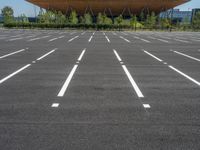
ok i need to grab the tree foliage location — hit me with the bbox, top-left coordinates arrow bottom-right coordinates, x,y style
1,6 -> 14,23
192,12 -> 200,29
69,10 -> 78,24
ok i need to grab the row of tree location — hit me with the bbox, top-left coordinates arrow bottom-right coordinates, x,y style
1,6 -> 200,30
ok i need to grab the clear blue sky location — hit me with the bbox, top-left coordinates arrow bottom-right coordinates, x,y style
0,0 -> 200,17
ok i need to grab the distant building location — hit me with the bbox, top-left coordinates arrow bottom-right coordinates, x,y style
0,14 -> 3,23
172,9 -> 192,22
160,9 -> 192,23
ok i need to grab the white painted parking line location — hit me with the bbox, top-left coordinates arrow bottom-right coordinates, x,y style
143,104 -> 151,108
140,38 -> 151,43
174,39 -> 189,43
28,35 -> 50,41
143,50 -> 163,62
0,49 -> 27,59
81,32 -> 86,35
49,38 -> 58,42
88,36 -> 93,42
157,39 -> 169,43
169,65 -> 200,86
77,48 -> 86,61
68,36 -> 79,42
36,48 -> 57,61
0,64 -> 31,84
8,37 -> 23,41
122,65 -> 144,98
173,51 -> 200,62
113,50 -> 144,98
57,49 -> 86,97
119,36 -> 130,43
51,103 -> 60,108
58,36 -> 65,39
57,64 -> 78,97
105,36 -> 110,43
113,49 -> 122,61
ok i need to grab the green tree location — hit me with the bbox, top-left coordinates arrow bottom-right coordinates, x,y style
69,10 -> 78,24
160,18 -> 170,29
140,11 -> 145,23
38,10 -> 55,24
84,13 -> 93,24
55,11 -> 67,24
145,12 -> 156,29
18,14 -> 29,23
97,13 -> 104,24
192,12 -> 200,30
130,15 -> 137,30
115,15 -> 123,25
1,6 -> 14,23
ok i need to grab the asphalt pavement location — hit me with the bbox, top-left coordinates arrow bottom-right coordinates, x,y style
0,29 -> 200,150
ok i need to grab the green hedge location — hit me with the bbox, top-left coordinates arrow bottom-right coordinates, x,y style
4,22 -> 135,30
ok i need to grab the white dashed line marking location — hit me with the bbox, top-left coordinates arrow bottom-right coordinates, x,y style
113,49 -> 122,61
157,39 -> 169,43
105,36 -> 110,43
173,51 -> 200,62
119,36 -> 130,43
0,49 -> 26,59
49,38 -> 58,42
0,64 -> 31,84
174,39 -> 189,43
8,37 -> 23,41
57,49 -> 86,97
143,104 -> 151,108
68,36 -> 79,42
51,103 -> 59,108
169,65 -> 200,86
57,64 -> 78,97
113,49 -> 144,98
77,48 -> 86,61
36,48 -> 57,61
143,50 -> 163,62
88,36 -> 93,42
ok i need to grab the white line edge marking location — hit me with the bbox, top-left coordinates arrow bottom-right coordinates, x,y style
143,104 -> 151,108
113,50 -> 144,98
0,64 -> 31,84
57,49 -> 86,97
88,36 -> 93,42
51,103 -> 60,108
78,49 -> 86,61
169,65 -> 200,86
36,48 -> 57,61
0,49 -> 26,59
122,65 -> 144,98
173,51 -> 200,62
68,36 -> 79,42
105,36 -> 110,43
143,50 -> 163,62
157,39 -> 169,43
175,39 -> 189,43
113,49 -> 122,61
141,39 -> 151,43
57,64 -> 78,97
49,38 -> 58,42
119,36 -> 130,43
